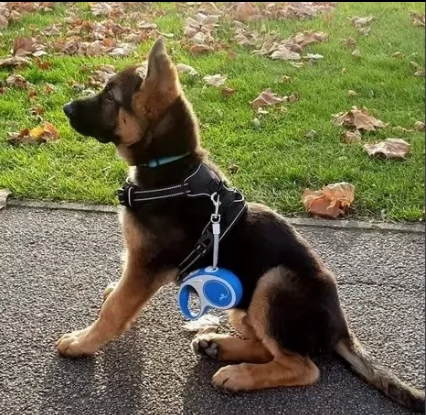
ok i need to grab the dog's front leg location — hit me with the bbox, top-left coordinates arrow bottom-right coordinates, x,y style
56,253 -> 174,357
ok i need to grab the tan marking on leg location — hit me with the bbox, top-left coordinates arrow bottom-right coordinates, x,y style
56,211 -> 174,357
227,309 -> 255,339
192,333 -> 272,363
212,267 -> 320,392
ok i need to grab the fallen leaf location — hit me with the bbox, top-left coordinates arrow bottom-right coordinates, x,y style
392,126 -> 414,134
221,86 -> 236,96
302,182 -> 355,219
34,57 -> 52,70
351,16 -> 374,27
6,74 -> 28,88
90,2 -> 113,17
280,75 -> 291,82
250,88 -> 285,109
358,27 -> 371,36
363,138 -> 411,159
304,53 -> 324,60
411,11 -> 425,27
203,74 -> 227,87
13,36 -> 36,56
88,64 -> 116,88
44,84 -> 55,94
391,51 -> 403,58
410,61 -> 425,77
414,121 -> 425,131
190,44 -> 215,54
332,107 -> 388,131
347,89 -> 357,97
0,189 -> 12,211
8,122 -> 60,145
227,163 -> 239,174
343,37 -> 356,47
176,63 -> 198,76
252,117 -> 261,130
270,47 -> 301,60
305,130 -> 317,139
351,49 -> 361,58
30,105 -> 44,116
0,56 -> 31,68
341,130 -> 361,144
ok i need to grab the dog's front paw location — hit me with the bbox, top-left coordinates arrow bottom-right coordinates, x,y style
191,334 -> 220,360
56,328 -> 95,357
212,364 -> 252,392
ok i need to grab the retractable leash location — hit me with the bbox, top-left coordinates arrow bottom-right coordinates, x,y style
177,193 -> 243,320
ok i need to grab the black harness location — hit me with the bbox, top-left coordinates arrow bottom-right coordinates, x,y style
117,163 -> 248,279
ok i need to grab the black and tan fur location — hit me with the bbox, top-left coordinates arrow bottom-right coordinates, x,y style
58,37 -> 425,412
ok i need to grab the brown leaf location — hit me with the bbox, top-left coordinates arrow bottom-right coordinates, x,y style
6,74 -> 28,88
302,182 -> 355,219
0,56 -> 31,68
34,57 -> 52,70
0,189 -> 12,211
87,64 -> 116,88
44,84 -> 55,94
190,44 -> 215,54
341,130 -> 361,144
227,163 -> 239,174
30,105 -> 44,116
411,11 -> 425,27
222,86 -> 236,96
363,138 -> 411,159
290,31 -> 328,48
250,88 -> 285,109
332,107 -> 388,131
90,2 -> 113,17
13,36 -> 36,56
203,74 -> 227,87
414,121 -> 425,131
270,47 -> 301,61
8,122 -> 60,146
343,37 -> 356,47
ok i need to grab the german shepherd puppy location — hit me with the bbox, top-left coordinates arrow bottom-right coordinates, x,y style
58,37 -> 425,413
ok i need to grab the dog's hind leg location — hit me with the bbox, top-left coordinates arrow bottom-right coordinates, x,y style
56,251 -> 174,357
211,267 -> 320,392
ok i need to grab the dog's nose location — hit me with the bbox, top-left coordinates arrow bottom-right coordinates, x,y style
63,102 -> 75,118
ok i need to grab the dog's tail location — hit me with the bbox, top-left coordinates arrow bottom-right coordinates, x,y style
335,330 -> 425,413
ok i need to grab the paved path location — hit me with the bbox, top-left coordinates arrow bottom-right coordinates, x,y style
0,207 -> 424,415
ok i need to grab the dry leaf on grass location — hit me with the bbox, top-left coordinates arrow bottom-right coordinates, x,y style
305,130 -> 317,139
250,88 -> 285,109
176,63 -> 198,76
222,86 -> 236,96
350,16 -> 374,27
363,138 -> 411,160
302,183 -> 355,219
411,61 -> 425,77
0,189 -> 12,211
304,53 -> 324,60
332,107 -> 388,131
203,74 -> 227,87
414,121 -> 425,131
411,11 -> 425,27
270,46 -> 301,60
87,64 -> 116,88
7,122 -> 60,146
343,37 -> 356,47
351,49 -> 361,58
0,56 -> 31,68
89,2 -> 113,17
341,130 -> 361,144
347,89 -> 357,97
6,74 -> 28,88
227,163 -> 239,174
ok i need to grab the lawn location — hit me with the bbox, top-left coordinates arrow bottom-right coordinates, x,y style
0,2 -> 424,221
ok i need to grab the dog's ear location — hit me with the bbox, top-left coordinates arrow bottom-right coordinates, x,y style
145,37 -> 177,88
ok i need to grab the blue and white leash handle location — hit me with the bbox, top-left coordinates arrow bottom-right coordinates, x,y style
177,193 -> 243,320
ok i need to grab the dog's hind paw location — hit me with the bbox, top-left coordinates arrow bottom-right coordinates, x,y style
191,334 -> 220,360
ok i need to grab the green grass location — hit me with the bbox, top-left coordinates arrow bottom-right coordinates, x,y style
0,2 -> 424,221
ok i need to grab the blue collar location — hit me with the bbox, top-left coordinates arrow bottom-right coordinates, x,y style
141,152 -> 191,168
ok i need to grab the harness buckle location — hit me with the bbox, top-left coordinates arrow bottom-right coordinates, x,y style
117,185 -> 134,208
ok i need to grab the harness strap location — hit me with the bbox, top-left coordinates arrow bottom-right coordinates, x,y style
116,162 -> 248,279
117,163 -> 223,208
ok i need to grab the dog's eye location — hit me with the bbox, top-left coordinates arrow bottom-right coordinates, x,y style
105,91 -> 114,103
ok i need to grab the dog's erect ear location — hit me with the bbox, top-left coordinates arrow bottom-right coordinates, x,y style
146,37 -> 174,85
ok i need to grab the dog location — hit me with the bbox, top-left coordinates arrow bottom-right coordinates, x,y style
58,37 -> 425,413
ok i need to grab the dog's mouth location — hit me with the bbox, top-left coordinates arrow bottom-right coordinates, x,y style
63,101 -> 117,144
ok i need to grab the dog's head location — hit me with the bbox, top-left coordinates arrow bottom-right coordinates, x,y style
63,37 -> 189,162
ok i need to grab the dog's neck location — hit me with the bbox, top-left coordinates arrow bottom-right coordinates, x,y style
122,96 -> 207,189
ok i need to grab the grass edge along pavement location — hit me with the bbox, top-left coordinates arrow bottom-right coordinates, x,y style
0,2 -> 424,222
